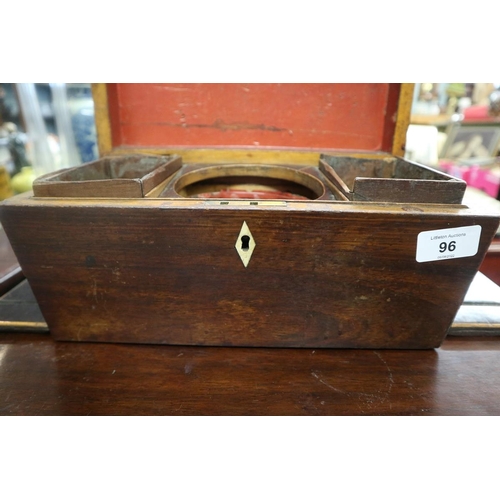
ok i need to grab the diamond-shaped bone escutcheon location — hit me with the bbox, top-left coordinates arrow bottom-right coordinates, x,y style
235,221 -> 256,267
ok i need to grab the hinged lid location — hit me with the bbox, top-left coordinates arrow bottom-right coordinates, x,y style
92,83 -> 414,164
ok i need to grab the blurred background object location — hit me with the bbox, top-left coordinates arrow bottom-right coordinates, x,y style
408,83 -> 500,229
15,83 -> 54,176
49,83 -> 81,168
445,83 -> 467,115
409,83 -> 500,166
11,166 -> 36,194
66,84 -> 98,163
0,83 -> 98,190
489,89 -> 500,118
0,166 -> 14,199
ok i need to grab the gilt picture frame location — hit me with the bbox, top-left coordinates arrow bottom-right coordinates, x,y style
440,123 -> 500,160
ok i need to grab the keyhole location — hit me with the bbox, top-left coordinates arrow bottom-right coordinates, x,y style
241,235 -> 250,251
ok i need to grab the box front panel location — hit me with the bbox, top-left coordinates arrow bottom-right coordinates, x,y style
2,201 -> 497,348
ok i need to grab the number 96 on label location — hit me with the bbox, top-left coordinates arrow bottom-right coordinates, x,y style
416,225 -> 482,263
439,240 -> 456,253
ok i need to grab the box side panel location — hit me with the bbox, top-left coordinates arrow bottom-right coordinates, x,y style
352,178 -> 465,204
1,203 -> 497,348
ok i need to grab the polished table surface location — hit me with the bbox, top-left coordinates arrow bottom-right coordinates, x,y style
1,332 -> 499,415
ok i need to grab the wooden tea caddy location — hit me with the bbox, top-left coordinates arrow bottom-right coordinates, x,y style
1,83 -> 498,348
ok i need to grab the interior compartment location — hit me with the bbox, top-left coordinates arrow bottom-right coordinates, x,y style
33,154 -> 182,198
169,164 -> 328,200
319,154 -> 467,204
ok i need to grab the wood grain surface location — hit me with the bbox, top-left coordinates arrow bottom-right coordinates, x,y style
1,332 -> 499,415
0,227 -> 23,296
91,83 -> 113,156
32,155 -> 182,198
319,155 -> 466,204
391,83 -> 415,156
2,196 -> 497,348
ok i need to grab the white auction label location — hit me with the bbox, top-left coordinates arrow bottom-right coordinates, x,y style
416,225 -> 482,263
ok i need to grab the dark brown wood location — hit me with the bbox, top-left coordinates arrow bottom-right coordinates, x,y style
3,271 -> 500,336
353,178 -> 466,204
1,193 -> 498,348
32,154 -> 182,198
1,332 -> 500,415
320,155 -> 466,204
318,160 -> 352,200
0,227 -> 23,296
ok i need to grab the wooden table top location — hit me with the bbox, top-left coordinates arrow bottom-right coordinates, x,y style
1,332 -> 499,415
